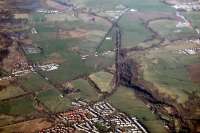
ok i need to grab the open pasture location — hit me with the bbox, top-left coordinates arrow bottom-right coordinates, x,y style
184,11 -> 200,29
27,11 -> 112,84
70,79 -> 100,102
37,89 -> 72,112
139,42 -> 200,103
108,86 -> 168,133
0,96 -> 36,116
73,0 -> 173,12
119,14 -> 153,48
148,19 -> 196,40
19,73 -> 55,92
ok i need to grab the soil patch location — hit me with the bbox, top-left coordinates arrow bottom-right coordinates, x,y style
188,63 -> 200,84
0,118 -> 52,133
58,29 -> 88,39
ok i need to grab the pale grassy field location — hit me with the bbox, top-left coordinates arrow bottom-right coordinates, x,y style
0,85 -> 25,100
70,79 -> 100,102
89,71 -> 114,93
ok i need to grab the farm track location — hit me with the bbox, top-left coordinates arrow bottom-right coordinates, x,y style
94,12 -> 124,52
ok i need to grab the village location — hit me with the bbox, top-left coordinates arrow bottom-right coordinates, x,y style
172,1 -> 200,11
177,47 -> 200,55
0,63 -> 60,80
39,101 -> 148,133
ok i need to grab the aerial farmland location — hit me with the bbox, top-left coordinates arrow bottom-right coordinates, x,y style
0,0 -> 200,133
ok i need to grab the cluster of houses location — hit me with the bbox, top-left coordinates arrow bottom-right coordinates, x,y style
80,50 -> 114,60
36,9 -> 60,14
0,76 -> 12,81
12,68 -> 32,77
106,37 -> 112,40
40,101 -> 148,133
38,63 -> 60,72
102,50 -> 114,56
12,63 -> 59,76
57,108 -> 88,124
177,47 -> 200,55
1,62 -> 60,80
189,39 -> 200,44
175,12 -> 192,28
81,55 -> 89,60
74,119 -> 99,133
11,59 -> 32,77
39,123 -> 75,133
91,101 -> 116,116
22,45 -> 41,54
111,114 -> 148,133
31,27 -> 38,34
172,2 -> 200,11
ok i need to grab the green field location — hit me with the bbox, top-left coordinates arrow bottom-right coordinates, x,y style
108,86 -> 167,133
141,45 -> 200,103
41,55 -> 93,84
0,69 -> 9,77
89,71 -> 114,93
30,12 -> 109,46
29,12 -> 46,23
27,37 -> 94,83
135,39 -> 162,49
27,37 -> 78,63
0,96 -> 36,116
70,79 -> 100,102
27,12 -> 112,84
19,73 -> 54,92
1,0 -> 197,132
97,37 -> 113,53
149,19 -> 196,40
119,14 -> 153,48
37,89 -> 71,112
73,0 -> 174,12
84,53 -> 115,70
184,11 -> 200,29
27,36 -> 113,84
